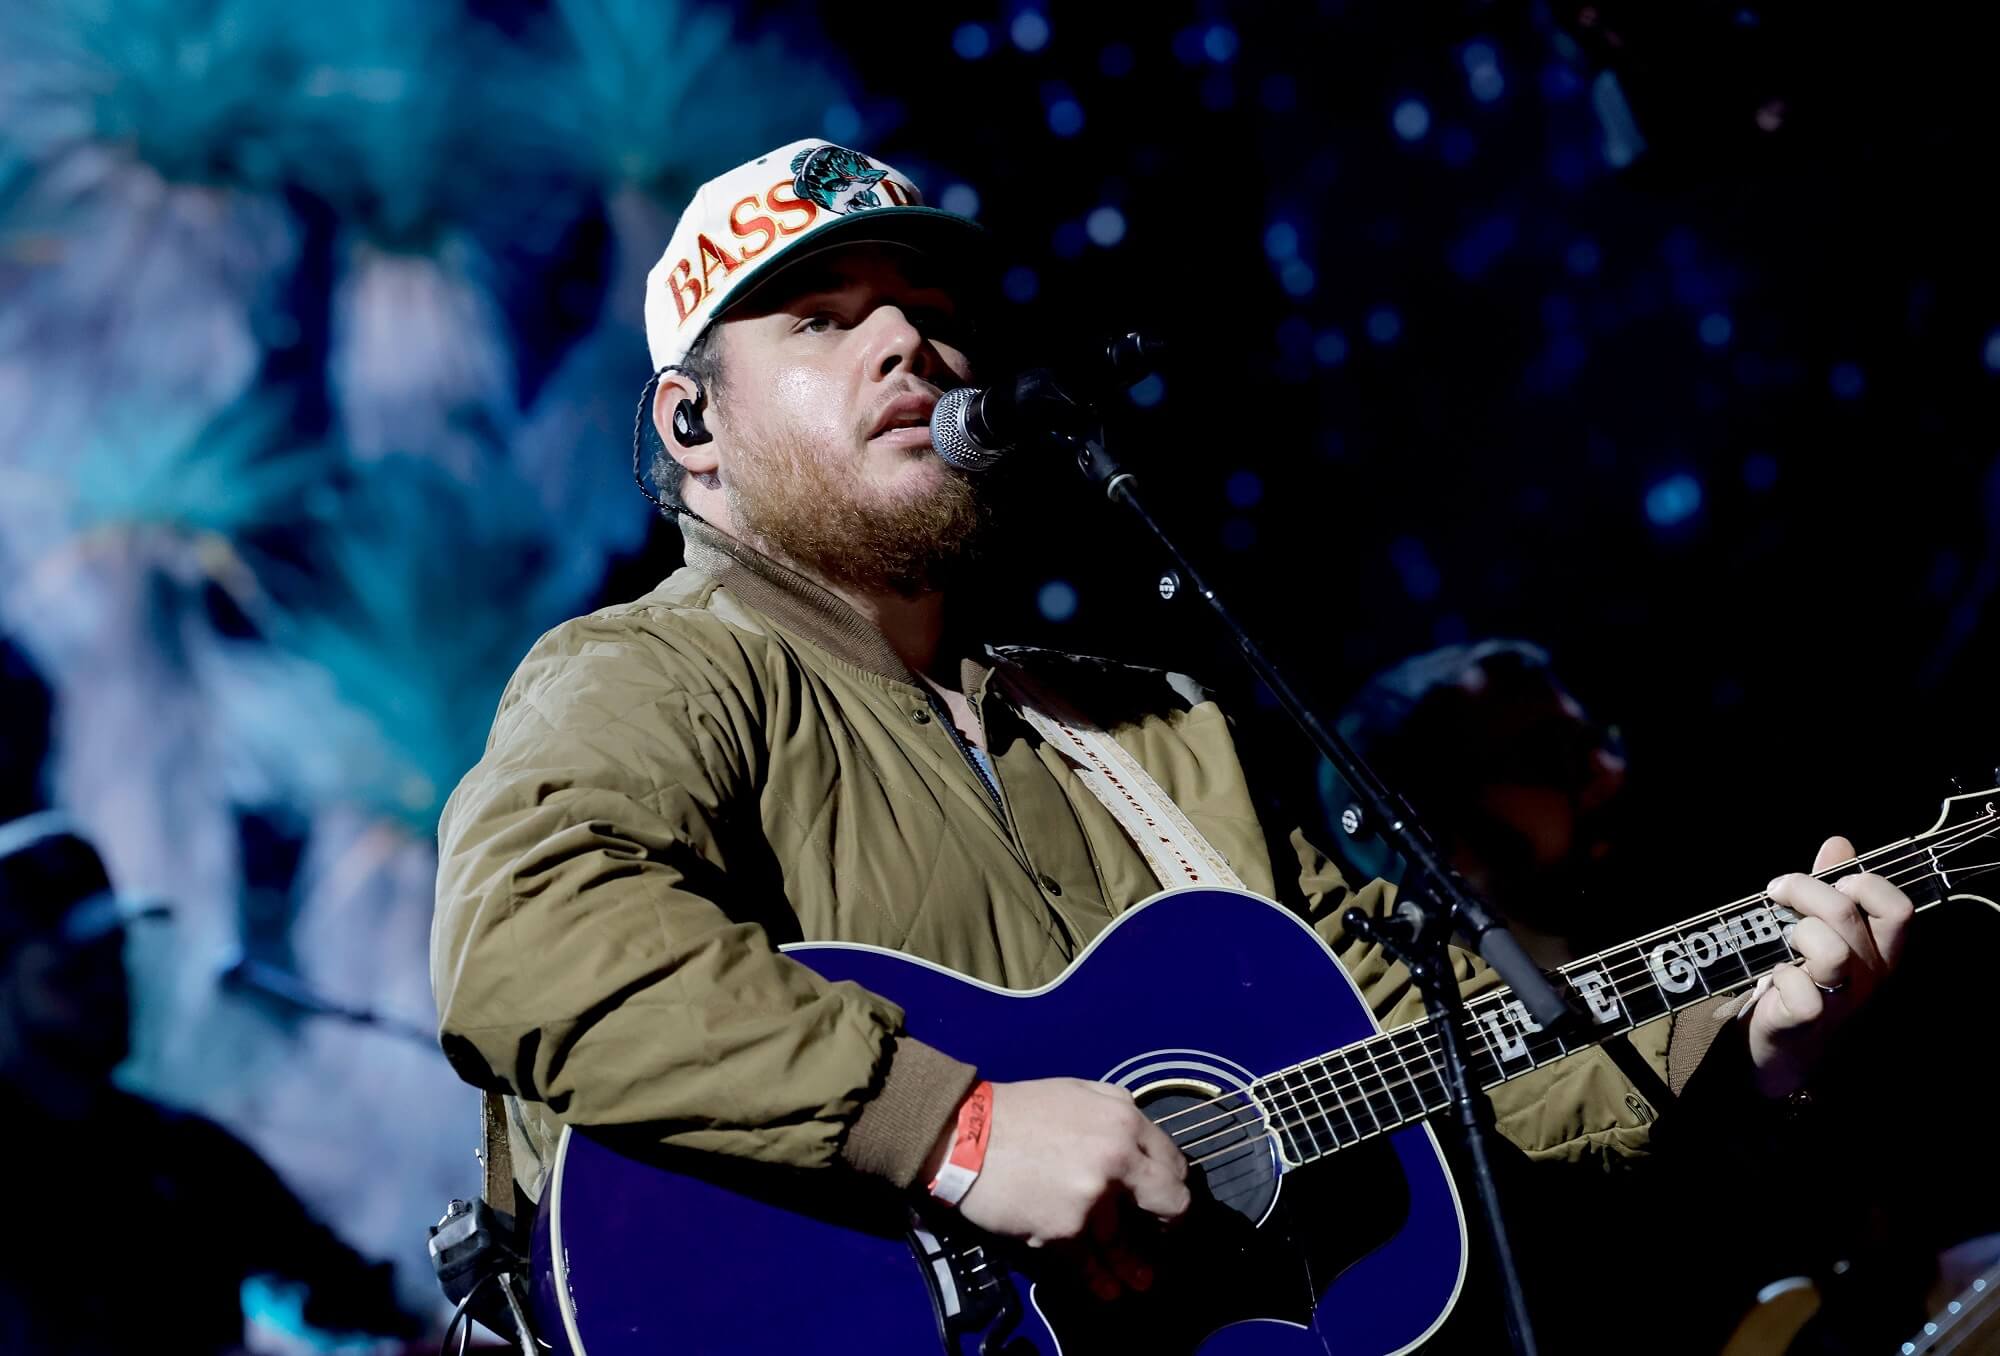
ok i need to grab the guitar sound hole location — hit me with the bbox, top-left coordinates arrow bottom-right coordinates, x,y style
1136,1081 -> 1280,1224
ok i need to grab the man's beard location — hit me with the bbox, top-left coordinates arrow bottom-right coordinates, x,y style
726,424 -> 986,598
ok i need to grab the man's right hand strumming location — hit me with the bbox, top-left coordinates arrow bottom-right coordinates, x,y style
922,1078 -> 1192,1298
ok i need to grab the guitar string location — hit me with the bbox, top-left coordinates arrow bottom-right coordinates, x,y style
1168,833 -> 1998,1168
1167,823 -> 2000,1164
1150,813 -> 2000,1162
1155,811 -> 2000,1149
1152,810 -> 2000,1145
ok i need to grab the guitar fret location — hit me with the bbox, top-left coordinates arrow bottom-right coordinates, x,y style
1334,1049 -> 1385,1137
1283,1066 -> 1340,1159
1459,1001 -> 1512,1085
1559,949 -> 1641,1035
1381,1025 -> 1435,1118
1603,941 -> 1673,1026
1278,1066 -> 1323,1158
1702,907 -> 1761,991
1732,902 -> 1801,995
1466,992 -> 1540,1081
1604,897 -> 1803,1021
1256,1073 -> 1309,1165
1519,1007 -> 1562,1063
1395,1025 -> 1449,1113
1313,1059 -> 1364,1146
1359,1035 -> 1419,1126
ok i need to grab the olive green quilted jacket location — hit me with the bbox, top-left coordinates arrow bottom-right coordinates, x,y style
432,520 -> 1683,1201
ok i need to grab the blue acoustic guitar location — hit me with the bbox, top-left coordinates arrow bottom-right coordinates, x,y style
527,788 -> 2000,1355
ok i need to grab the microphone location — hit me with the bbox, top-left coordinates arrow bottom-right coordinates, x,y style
930,332 -> 1166,471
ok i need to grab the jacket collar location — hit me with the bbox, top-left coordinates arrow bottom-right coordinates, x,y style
678,516 -> 925,686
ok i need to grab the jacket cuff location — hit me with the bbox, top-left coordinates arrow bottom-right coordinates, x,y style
840,1036 -> 980,1188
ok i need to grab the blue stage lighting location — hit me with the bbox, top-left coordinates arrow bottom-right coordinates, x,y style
1645,473 -> 1703,527
1226,470 -> 1264,509
1389,537 -> 1442,601
952,23 -> 991,60
1393,99 -> 1431,142
1463,42 -> 1504,103
1036,579 -> 1078,622
823,103 -> 862,143
940,184 -> 980,218
1085,206 -> 1126,246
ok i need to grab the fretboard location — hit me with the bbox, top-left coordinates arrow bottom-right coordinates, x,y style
1246,808 -> 1996,1171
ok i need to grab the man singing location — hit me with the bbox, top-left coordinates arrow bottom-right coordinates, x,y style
432,140 -> 1911,1348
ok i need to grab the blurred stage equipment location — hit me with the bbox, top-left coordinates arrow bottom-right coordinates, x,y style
219,952 -> 435,1047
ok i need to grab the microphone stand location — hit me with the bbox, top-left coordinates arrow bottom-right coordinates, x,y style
1061,425 -> 1571,1356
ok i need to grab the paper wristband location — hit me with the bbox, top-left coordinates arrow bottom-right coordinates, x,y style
928,1080 -> 995,1206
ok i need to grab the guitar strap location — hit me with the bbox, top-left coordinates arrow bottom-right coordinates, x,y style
482,1089 -> 514,1209
993,663 -> 1246,893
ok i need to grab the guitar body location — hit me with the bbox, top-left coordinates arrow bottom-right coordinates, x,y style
530,887 -> 1467,1355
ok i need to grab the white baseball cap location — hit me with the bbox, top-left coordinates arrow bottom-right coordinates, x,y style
644,139 -> 988,373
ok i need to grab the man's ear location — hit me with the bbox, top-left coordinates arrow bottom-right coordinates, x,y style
652,370 -> 721,480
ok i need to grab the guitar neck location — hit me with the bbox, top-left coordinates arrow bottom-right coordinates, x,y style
1251,803 -> 1999,1171
1907,1257 -> 2000,1355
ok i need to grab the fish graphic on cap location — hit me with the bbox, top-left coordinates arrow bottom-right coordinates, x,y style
789,145 -> 890,215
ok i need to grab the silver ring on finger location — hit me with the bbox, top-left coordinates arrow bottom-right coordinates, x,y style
1814,976 -> 1848,995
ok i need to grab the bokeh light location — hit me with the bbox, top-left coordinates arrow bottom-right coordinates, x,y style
1036,579 -> 1078,622
1393,98 -> 1432,142
1011,10 -> 1051,52
1646,473 -> 1704,527
940,183 -> 981,218
953,23 -> 991,60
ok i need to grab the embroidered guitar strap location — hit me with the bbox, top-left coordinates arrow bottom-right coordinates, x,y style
482,1089 -> 514,1207
995,664 -> 1246,894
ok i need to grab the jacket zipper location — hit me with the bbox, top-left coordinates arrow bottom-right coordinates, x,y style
925,690 -> 1007,821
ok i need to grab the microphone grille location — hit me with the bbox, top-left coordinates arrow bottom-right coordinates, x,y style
929,387 -> 1004,472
